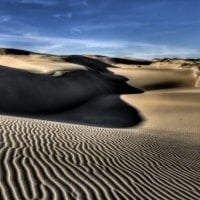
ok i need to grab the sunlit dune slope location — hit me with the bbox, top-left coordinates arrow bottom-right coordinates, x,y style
1,48 -> 200,200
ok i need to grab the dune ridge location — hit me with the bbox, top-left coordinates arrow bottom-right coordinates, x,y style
0,49 -> 143,127
1,48 -> 200,199
1,116 -> 200,200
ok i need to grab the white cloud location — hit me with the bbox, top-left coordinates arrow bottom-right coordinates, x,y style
119,43 -> 199,59
53,12 -> 73,19
0,15 -> 12,23
68,0 -> 88,7
70,28 -> 82,35
0,33 -> 199,58
0,33 -> 125,54
80,22 -> 144,31
11,0 -> 58,5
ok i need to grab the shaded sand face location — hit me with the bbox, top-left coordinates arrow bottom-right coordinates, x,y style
108,65 -> 200,132
0,49 -> 200,199
0,50 -> 143,128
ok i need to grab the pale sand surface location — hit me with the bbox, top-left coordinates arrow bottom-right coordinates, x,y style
1,116 -> 200,199
0,55 -> 86,74
108,67 -> 196,90
121,89 -> 200,133
0,49 -> 200,199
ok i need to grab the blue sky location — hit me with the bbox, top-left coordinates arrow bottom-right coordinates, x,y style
0,0 -> 200,58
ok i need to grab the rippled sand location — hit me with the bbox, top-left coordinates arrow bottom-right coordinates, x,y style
1,116 -> 200,199
1,48 -> 200,199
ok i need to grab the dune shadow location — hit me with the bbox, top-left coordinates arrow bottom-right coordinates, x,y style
0,48 -> 35,55
143,81 -> 183,90
32,95 -> 143,128
110,57 -> 152,65
0,54 -> 144,128
63,55 -> 114,72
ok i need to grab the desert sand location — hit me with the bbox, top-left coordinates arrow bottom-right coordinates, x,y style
0,48 -> 200,199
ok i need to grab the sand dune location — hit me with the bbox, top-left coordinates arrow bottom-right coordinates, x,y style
0,49 -> 142,127
0,65 -> 142,127
122,89 -> 200,132
1,48 -> 200,199
109,67 -> 196,90
1,116 -> 200,200
0,54 -> 86,74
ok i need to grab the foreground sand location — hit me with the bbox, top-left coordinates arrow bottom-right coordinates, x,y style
1,116 -> 200,199
0,48 -> 200,199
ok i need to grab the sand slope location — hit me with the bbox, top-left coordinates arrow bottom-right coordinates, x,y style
0,54 -> 86,74
122,89 -> 200,132
0,49 -> 143,127
1,116 -> 200,200
1,48 -> 200,199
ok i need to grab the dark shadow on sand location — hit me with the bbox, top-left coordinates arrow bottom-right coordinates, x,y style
143,81 -> 184,90
110,57 -> 152,65
0,54 -> 144,128
48,95 -> 143,128
63,55 -> 114,72
0,48 -> 35,55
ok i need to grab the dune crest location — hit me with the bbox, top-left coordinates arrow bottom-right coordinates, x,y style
0,48 -> 143,127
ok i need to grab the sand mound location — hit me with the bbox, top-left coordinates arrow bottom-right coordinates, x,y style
109,67 -> 196,91
0,54 -> 86,74
121,89 -> 200,132
0,50 -> 143,127
0,116 -> 200,199
0,48 -> 200,127
150,58 -> 200,70
1,48 -> 200,199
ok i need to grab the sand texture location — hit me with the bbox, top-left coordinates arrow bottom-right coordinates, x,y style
0,48 -> 200,199
1,116 -> 200,200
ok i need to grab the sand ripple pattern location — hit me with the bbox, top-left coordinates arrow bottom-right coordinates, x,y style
1,116 -> 200,200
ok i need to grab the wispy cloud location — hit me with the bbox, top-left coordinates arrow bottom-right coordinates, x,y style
0,33 -> 199,58
21,0 -> 58,5
2,0 -> 88,6
0,33 -> 125,54
68,0 -> 88,7
53,12 -> 73,20
128,44 -> 199,59
70,28 -> 82,35
80,22 -> 145,32
3,0 -> 58,6
0,15 -> 12,23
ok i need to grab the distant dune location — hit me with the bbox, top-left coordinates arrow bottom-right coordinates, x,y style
0,48 -> 200,199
